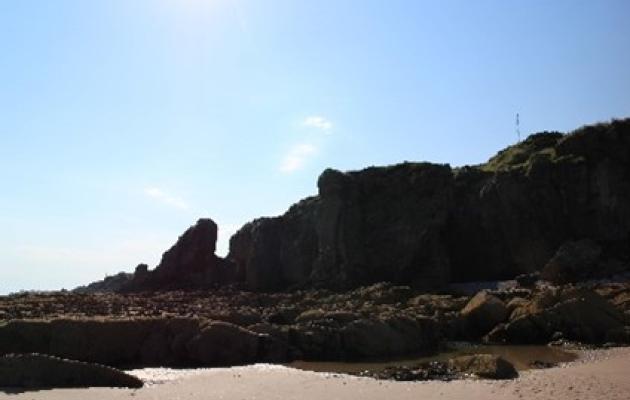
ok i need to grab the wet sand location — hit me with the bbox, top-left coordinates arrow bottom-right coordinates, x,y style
2,347 -> 629,400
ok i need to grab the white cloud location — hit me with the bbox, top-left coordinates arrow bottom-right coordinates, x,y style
280,143 -> 317,173
303,116 -> 333,132
144,187 -> 189,210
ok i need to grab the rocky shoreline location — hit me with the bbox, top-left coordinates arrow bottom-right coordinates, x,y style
2,118 -> 630,390
2,280 -> 629,374
76,119 -> 630,295
4,347 -> 629,399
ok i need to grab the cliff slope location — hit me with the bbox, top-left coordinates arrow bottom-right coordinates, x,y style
229,118 -> 630,290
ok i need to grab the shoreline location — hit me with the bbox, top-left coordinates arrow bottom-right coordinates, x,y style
2,346 -> 629,400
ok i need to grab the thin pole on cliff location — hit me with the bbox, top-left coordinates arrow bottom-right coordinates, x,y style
516,113 -> 521,143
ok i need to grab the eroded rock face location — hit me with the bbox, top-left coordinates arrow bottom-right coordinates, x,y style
0,353 -> 143,389
228,119 -> 630,291
122,219 -> 237,291
230,163 -> 454,290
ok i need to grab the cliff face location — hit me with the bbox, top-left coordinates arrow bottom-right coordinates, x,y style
229,119 -> 630,291
122,219 -> 236,292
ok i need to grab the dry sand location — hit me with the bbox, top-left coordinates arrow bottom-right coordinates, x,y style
2,347 -> 629,400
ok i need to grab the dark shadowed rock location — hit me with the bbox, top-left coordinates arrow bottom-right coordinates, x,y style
485,287 -> 626,344
448,354 -> 518,379
123,218 -> 237,291
73,272 -> 133,294
0,317 -> 290,367
605,326 -> 630,344
460,291 -> 508,337
515,272 -> 539,288
541,239 -> 602,284
0,353 -> 143,389
186,321 -> 262,366
360,361 -> 459,381
340,316 -> 438,359
230,163 -> 454,291
227,119 -> 630,291
229,198 -> 320,291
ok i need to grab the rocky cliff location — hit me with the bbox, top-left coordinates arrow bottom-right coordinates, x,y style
229,118 -> 630,291
84,118 -> 629,293
121,219 -> 236,292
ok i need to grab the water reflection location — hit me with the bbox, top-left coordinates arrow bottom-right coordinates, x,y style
286,344 -> 577,374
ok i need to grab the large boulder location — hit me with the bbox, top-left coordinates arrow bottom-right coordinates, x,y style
485,288 -> 626,344
340,316 -> 438,359
540,239 -> 602,284
448,354 -> 518,380
0,318 -> 188,366
286,311 -> 439,361
186,321 -> 262,366
0,353 -> 143,389
460,291 -> 509,337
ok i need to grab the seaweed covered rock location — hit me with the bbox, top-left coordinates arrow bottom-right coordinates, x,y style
448,354 -> 518,380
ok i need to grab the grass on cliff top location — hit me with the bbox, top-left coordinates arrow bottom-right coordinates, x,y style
481,131 -> 563,172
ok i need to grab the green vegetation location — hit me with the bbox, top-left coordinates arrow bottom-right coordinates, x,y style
481,132 -> 563,172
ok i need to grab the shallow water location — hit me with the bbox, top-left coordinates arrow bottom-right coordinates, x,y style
127,344 -> 577,385
287,344 -> 577,374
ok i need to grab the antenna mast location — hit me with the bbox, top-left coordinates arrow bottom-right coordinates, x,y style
516,113 -> 521,143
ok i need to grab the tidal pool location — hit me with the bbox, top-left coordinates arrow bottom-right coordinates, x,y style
286,344 -> 577,374
128,344 -> 578,385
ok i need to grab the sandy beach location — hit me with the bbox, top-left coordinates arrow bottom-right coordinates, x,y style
2,347 -> 628,400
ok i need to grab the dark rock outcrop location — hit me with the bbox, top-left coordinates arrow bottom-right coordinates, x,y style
459,291 -> 509,337
186,321 -> 264,365
540,239 -> 602,284
0,281 -> 448,365
448,354 -> 518,380
122,219 -> 237,291
0,353 -> 143,389
359,354 -> 518,381
73,272 -> 133,294
230,163 -> 454,291
0,317 -> 287,367
540,239 -> 626,284
485,287 -> 627,344
360,361 -> 460,381
228,119 -> 630,291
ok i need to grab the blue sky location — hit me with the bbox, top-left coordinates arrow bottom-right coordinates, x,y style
1,0 -> 629,294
